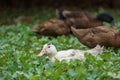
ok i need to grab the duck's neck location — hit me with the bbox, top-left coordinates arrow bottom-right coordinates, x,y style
48,49 -> 57,59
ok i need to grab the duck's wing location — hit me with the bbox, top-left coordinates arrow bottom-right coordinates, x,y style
56,50 -> 85,61
65,15 -> 102,28
90,26 -> 117,36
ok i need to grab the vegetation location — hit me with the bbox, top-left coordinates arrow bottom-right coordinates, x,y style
0,8 -> 120,80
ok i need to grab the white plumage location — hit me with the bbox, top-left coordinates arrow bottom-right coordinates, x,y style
38,44 -> 103,62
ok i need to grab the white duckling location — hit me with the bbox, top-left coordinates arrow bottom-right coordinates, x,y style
38,44 -> 103,62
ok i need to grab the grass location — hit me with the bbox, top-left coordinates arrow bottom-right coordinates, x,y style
0,8 -> 120,80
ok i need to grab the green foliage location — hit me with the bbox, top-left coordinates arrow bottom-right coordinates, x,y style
0,24 -> 120,80
0,9 -> 120,80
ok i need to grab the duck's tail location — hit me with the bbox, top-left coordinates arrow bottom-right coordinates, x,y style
92,44 -> 104,56
96,13 -> 116,28
94,44 -> 104,52
86,44 -> 104,56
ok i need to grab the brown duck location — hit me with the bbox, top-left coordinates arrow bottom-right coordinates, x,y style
71,26 -> 120,48
56,9 -> 116,28
32,18 -> 71,36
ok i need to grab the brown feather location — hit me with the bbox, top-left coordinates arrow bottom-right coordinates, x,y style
71,26 -> 120,48
32,18 -> 71,36
56,9 -> 103,28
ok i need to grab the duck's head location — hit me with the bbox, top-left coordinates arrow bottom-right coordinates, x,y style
96,13 -> 116,28
38,44 -> 57,57
56,9 -> 66,20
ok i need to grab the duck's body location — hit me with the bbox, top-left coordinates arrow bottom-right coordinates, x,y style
49,49 -> 85,61
32,18 -> 71,36
56,9 -> 115,28
38,44 -> 103,62
56,9 -> 102,28
71,26 -> 120,48
67,18 -> 102,29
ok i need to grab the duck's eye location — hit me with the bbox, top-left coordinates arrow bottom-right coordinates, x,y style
48,45 -> 51,48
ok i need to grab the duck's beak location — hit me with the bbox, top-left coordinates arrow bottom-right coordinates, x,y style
38,48 -> 46,57
38,52 -> 44,57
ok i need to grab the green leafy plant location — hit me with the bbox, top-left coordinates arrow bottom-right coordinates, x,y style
0,8 -> 120,80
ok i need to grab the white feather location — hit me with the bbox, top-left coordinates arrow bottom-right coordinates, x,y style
38,44 -> 103,62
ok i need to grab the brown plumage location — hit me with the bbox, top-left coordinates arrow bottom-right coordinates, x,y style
32,18 -> 71,36
56,9 -> 116,28
56,9 -> 103,28
32,10 -> 116,36
71,26 -> 120,48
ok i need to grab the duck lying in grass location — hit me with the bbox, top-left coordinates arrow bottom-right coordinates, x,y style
71,26 -> 120,48
38,44 -> 103,62
56,9 -> 116,28
32,18 -> 71,36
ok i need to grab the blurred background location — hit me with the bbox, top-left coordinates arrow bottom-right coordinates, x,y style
0,0 -> 120,25
0,0 -> 120,8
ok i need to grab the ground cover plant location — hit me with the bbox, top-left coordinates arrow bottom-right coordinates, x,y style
0,8 -> 120,80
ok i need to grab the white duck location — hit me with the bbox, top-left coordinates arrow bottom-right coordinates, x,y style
38,44 -> 103,62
